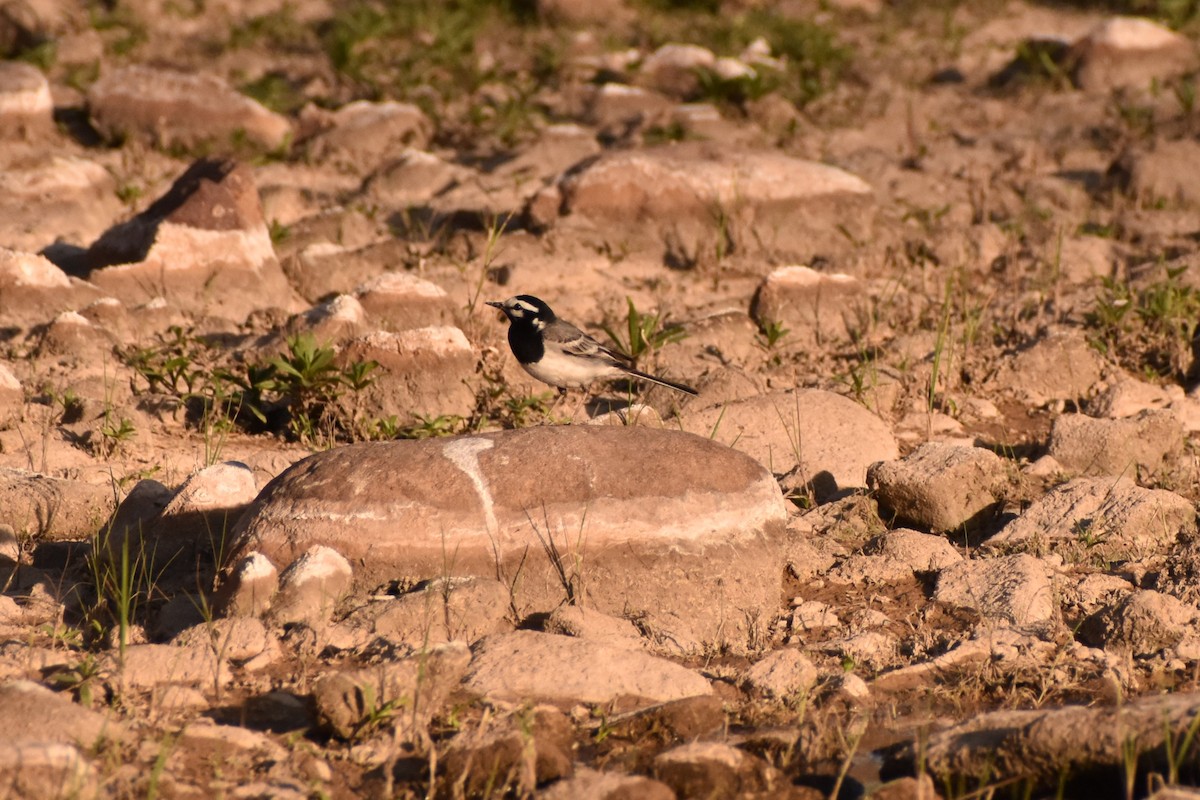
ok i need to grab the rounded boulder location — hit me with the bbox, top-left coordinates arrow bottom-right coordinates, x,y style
220,426 -> 788,650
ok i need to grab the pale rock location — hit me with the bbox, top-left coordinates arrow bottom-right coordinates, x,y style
360,148 -> 470,208
223,427 -> 787,649
0,468 -> 115,542
464,631 -> 712,706
935,554 -> 1059,632
1080,589 -> 1200,657
822,630 -> 899,671
987,477 -> 1195,560
0,158 -> 122,254
0,742 -> 97,799
288,294 -> 369,345
867,443 -> 1008,532
440,705 -> 574,796
1114,139 -> 1200,208
335,577 -> 510,649
335,326 -> 477,425
833,672 -> 871,702
87,65 -> 291,150
0,61 -> 51,137
829,529 -> 963,586
888,690 -> 1200,791
353,271 -> 457,332
269,545 -> 353,626
178,719 -> 287,764
682,389 -> 898,493
1069,16 -> 1197,92
653,741 -> 780,798
0,248 -> 106,331
1048,409 -> 1182,477
105,462 -> 258,581
85,158 -> 302,322
790,600 -> 841,631
536,0 -> 630,25
751,265 -> 865,346
306,100 -> 432,171
103,643 -> 231,689
0,363 -> 22,423
539,767 -> 675,800
544,605 -> 646,650
174,617 -> 273,665
313,641 -> 470,740
1090,376 -> 1174,418
987,332 -> 1106,407
0,679 -> 123,746
639,43 -> 716,97
582,82 -> 673,132
214,552 -> 279,618
557,144 -> 874,260
742,648 -> 818,700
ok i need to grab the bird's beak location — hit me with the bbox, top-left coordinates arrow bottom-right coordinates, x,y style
485,301 -> 503,309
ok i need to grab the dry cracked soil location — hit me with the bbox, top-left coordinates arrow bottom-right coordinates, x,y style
7,0 -> 1200,798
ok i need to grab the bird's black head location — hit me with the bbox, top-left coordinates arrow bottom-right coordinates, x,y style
486,295 -> 557,329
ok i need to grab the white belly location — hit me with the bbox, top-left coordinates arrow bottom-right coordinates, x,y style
521,348 -> 623,389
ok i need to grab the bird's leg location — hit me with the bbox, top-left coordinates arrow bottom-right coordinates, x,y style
546,386 -> 569,420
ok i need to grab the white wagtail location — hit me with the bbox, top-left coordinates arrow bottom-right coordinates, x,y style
487,295 -> 698,396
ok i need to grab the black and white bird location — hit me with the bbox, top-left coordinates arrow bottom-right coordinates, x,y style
487,295 -> 698,396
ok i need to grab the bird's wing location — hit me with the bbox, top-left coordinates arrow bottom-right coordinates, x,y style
544,321 -> 628,365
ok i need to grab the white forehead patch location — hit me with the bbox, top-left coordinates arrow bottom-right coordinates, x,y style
512,299 -> 540,314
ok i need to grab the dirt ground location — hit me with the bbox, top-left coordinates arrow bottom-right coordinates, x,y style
6,0 -> 1200,797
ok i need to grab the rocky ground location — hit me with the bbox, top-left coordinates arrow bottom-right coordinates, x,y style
6,0 -> 1200,797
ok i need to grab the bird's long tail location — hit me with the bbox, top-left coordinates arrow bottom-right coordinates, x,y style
624,367 -> 699,396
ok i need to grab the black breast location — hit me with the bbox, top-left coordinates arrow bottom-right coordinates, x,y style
508,324 -> 544,364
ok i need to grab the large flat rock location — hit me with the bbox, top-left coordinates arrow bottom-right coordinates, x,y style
222,426 -> 788,650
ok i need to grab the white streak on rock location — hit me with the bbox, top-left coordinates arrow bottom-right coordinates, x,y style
442,438 -> 497,536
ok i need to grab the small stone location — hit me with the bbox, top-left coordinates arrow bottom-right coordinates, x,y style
867,443 -> 1008,532
0,679 -> 124,746
336,577 -> 510,648
986,477 -> 1195,560
653,742 -> 780,798
305,100 -> 431,171
790,600 -> 841,631
742,648 -> 818,700
639,43 -> 716,97
544,605 -> 646,649
87,65 -> 291,150
1047,409 -> 1183,477
987,332 -> 1105,407
269,545 -> 353,626
440,705 -> 574,796
830,529 -> 963,586
935,554 -> 1058,632
464,631 -> 712,706
1080,590 -> 1200,657
1069,16 -> 1197,92
0,248 -> 106,332
0,61 -> 52,138
1090,376 -> 1175,419
0,742 -> 97,799
751,265 -> 865,346
215,552 -> 279,618
313,641 -> 470,741
538,768 -> 675,800
353,272 -> 457,332
103,643 -> 231,689
682,389 -> 898,493
85,158 -> 302,322
335,327 -> 477,425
